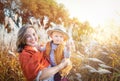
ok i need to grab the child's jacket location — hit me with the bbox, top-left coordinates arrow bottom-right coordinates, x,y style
45,41 -> 72,77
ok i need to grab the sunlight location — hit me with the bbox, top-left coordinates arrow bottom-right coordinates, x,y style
1,1 -> 120,81
56,0 -> 120,27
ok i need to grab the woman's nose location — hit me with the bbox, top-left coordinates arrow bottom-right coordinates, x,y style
31,36 -> 35,40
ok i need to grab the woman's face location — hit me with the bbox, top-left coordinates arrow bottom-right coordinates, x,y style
51,31 -> 64,44
25,28 -> 38,46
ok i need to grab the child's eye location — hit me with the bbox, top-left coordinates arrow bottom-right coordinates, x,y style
60,36 -> 63,38
55,35 -> 58,37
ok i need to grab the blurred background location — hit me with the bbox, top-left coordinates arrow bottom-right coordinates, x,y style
0,0 -> 120,81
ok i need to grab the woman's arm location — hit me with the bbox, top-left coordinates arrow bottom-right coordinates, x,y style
39,58 -> 70,80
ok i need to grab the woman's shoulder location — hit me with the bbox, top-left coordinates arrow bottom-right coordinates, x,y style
19,46 -> 43,61
20,46 -> 36,56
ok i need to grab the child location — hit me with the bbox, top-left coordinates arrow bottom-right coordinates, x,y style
45,26 -> 72,80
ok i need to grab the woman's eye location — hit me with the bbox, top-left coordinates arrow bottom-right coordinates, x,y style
25,35 -> 30,38
33,33 -> 35,36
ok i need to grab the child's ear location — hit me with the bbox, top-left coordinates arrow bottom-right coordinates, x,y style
50,35 -> 53,39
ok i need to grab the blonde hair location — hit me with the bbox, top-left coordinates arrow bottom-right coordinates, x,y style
16,24 -> 35,53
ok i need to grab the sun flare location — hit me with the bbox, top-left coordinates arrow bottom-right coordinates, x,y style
56,0 -> 120,27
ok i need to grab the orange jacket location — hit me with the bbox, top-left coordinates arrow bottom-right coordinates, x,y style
19,45 -> 50,81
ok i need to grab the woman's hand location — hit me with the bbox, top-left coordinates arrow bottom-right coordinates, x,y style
39,58 -> 72,80
58,58 -> 71,69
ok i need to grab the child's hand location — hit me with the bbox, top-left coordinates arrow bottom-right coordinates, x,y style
66,39 -> 75,52
34,43 -> 40,50
34,43 -> 46,51
64,40 -> 73,58
66,40 -> 72,52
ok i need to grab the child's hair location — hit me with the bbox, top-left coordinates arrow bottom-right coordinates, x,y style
16,24 -> 35,53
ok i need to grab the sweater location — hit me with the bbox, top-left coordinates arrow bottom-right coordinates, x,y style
19,45 -> 49,81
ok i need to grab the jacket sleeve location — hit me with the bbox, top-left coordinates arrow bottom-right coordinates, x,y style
19,51 -> 49,81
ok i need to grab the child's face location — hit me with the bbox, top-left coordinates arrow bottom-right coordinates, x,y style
51,31 -> 64,44
25,28 -> 38,46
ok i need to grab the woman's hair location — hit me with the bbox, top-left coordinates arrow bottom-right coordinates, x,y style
16,24 -> 35,53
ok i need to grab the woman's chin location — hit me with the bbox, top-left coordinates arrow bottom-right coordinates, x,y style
27,43 -> 36,47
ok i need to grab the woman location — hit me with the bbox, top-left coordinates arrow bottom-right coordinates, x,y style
16,24 -> 70,81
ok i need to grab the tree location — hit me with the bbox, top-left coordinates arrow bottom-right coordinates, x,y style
0,2 -> 4,24
20,0 -> 70,27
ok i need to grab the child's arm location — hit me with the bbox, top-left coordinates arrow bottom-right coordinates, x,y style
64,47 -> 71,58
64,40 -> 72,58
39,45 -> 46,51
35,43 -> 46,52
